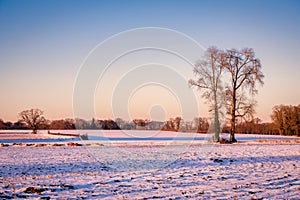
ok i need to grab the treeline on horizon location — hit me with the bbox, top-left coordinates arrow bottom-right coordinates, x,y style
0,104 -> 299,136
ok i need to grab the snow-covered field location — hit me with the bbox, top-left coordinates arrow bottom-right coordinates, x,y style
0,131 -> 299,199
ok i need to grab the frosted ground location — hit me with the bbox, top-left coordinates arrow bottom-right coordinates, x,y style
0,131 -> 299,199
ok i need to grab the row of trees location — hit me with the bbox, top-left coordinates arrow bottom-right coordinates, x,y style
189,47 -> 264,142
0,119 -> 28,130
1,106 -> 299,136
229,118 -> 279,135
0,115 -> 203,133
0,109 -> 182,133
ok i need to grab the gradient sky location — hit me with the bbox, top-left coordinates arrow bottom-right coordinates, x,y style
0,0 -> 300,122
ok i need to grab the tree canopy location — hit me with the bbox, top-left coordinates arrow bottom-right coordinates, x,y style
18,109 -> 46,134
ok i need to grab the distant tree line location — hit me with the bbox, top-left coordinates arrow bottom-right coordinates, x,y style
0,105 -> 299,137
0,119 -> 28,130
222,118 -> 279,135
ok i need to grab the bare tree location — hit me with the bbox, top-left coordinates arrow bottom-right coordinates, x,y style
0,119 -> 4,129
193,117 -> 209,133
162,117 -> 182,132
224,48 -> 264,142
133,119 -> 151,127
19,109 -> 46,134
271,104 -> 300,136
115,118 -> 125,129
189,47 -> 225,141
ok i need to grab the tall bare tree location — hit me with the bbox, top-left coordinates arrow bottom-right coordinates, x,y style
189,47 -> 225,141
224,48 -> 264,142
19,108 -> 46,134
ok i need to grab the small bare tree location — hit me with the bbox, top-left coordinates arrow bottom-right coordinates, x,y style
224,48 -> 264,142
19,109 -> 46,134
162,117 -> 181,132
189,47 -> 226,141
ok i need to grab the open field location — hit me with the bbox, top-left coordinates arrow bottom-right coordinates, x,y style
0,132 -> 299,199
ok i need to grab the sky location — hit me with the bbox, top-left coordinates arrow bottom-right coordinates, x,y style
0,0 -> 300,122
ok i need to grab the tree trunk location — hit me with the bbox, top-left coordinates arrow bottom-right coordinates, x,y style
212,59 -> 220,142
214,102 -> 220,142
32,126 -> 38,134
230,119 -> 236,142
230,89 -> 237,143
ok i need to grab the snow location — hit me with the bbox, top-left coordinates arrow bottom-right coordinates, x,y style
0,131 -> 80,144
0,131 -> 299,199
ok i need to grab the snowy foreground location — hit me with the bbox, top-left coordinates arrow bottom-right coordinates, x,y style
0,132 -> 300,199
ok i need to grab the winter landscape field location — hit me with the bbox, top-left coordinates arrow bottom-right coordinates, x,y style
2,0 -> 300,199
0,131 -> 299,199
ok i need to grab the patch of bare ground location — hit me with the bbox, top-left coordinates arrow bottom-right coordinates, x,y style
66,142 -> 83,146
251,139 -> 300,144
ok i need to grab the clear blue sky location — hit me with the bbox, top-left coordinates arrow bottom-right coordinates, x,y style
0,0 -> 300,122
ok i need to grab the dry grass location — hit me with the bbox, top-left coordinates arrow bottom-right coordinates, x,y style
254,139 -> 300,144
